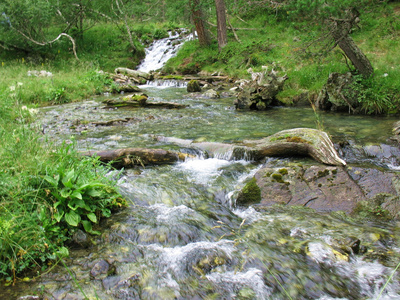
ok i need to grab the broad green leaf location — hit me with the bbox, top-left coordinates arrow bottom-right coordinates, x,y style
82,220 -> 92,232
56,246 -> 69,258
71,190 -> 83,200
68,199 -> 86,211
44,175 -> 59,187
54,210 -> 64,223
65,210 -> 81,227
62,169 -> 75,188
87,212 -> 97,223
82,220 -> 101,235
60,187 -> 71,198
102,208 -> 111,218
86,188 -> 102,198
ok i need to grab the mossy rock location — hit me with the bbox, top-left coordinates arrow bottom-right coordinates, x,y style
236,177 -> 261,206
187,80 -> 201,92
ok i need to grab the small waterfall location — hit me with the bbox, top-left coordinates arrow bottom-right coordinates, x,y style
141,79 -> 188,88
137,30 -> 193,73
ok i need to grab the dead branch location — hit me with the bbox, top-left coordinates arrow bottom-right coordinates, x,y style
10,25 -> 79,60
227,15 -> 241,43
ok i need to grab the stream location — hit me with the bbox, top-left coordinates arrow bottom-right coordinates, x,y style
6,30 -> 400,299
7,84 -> 400,300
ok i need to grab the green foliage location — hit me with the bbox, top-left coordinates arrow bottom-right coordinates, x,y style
43,149 -> 126,235
350,74 -> 399,114
0,93 -> 127,280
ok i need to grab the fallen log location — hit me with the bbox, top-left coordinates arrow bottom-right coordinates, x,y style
157,128 -> 346,166
84,128 -> 346,168
103,96 -> 187,109
84,148 -> 192,168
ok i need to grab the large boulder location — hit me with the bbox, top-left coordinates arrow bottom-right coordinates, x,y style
237,159 -> 400,217
234,67 -> 288,110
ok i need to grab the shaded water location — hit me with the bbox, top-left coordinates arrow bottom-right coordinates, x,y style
13,86 -> 400,299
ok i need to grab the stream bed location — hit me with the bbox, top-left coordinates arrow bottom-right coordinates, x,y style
9,85 -> 400,299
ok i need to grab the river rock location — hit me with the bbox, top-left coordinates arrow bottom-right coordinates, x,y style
70,229 -> 92,248
90,259 -> 111,279
104,94 -> 148,107
187,79 -> 201,92
203,89 -> 220,99
237,159 -> 400,216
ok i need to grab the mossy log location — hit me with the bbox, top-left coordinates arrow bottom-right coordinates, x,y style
84,148 -> 192,168
103,95 -> 187,109
114,67 -> 151,81
157,128 -> 346,166
85,128 -> 346,167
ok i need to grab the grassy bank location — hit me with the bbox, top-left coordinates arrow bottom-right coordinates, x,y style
0,62 -> 128,283
164,2 -> 400,113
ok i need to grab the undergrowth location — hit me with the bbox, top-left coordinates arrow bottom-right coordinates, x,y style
0,91 -> 127,282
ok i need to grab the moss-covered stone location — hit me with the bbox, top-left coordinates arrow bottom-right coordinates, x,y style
271,173 -> 284,183
236,177 -> 261,206
187,80 -> 201,92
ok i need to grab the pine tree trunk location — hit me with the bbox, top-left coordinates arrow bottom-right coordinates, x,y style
215,0 -> 227,50
190,0 -> 211,47
331,20 -> 374,78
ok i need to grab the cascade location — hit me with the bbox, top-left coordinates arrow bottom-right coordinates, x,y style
137,30 -> 193,73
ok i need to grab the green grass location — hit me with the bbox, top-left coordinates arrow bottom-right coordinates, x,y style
0,62 -> 127,282
164,2 -> 400,112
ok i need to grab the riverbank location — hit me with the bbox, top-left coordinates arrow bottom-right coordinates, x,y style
0,63 -> 128,284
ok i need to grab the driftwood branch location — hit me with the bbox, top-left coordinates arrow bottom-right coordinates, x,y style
84,128 -> 346,168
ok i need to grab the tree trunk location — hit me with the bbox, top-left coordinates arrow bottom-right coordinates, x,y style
330,12 -> 374,78
215,0 -> 227,50
190,0 -> 211,47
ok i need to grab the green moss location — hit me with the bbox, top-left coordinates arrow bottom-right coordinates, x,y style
278,168 -> 288,175
285,136 -> 310,144
236,178 -> 261,206
317,169 -> 330,178
159,75 -> 184,80
271,173 -> 284,183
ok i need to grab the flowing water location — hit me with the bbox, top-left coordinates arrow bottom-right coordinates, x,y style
7,30 -> 400,298
137,30 -> 193,73
9,84 -> 400,300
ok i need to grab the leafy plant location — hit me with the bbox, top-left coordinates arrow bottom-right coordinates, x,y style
43,155 -> 126,235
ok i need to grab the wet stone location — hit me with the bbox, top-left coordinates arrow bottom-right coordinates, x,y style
90,259 -> 110,279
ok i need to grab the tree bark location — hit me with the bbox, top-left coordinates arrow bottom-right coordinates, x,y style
190,0 -> 211,47
215,0 -> 228,50
329,11 -> 374,78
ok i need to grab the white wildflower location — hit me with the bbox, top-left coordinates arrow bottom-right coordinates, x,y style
28,108 -> 38,115
9,85 -> 15,91
17,82 -> 23,86
21,105 -> 28,110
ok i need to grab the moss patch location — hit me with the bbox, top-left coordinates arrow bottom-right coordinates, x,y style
236,177 -> 261,206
